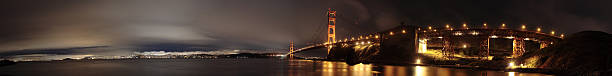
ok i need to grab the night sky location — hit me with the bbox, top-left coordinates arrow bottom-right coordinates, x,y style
0,0 -> 610,56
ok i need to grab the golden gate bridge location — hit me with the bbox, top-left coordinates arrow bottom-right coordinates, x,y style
287,8 -> 563,62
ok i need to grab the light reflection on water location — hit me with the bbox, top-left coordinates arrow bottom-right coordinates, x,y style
0,59 -> 552,76
288,59 -> 552,76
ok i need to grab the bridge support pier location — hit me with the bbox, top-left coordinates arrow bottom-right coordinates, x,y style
376,26 -> 418,63
512,39 -> 526,58
480,38 -> 490,59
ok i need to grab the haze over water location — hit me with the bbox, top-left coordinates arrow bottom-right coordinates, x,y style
0,58 -> 551,76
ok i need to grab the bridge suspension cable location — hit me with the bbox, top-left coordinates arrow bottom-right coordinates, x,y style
306,8 -> 330,45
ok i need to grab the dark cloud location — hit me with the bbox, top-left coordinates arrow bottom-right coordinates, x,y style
356,0 -> 612,33
0,46 -> 110,56
0,0 -> 609,56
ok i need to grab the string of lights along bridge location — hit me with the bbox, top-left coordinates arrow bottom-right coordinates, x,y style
288,8 -> 563,60
289,23 -> 563,53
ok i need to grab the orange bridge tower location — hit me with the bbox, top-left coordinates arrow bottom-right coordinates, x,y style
288,41 -> 295,58
327,8 -> 337,44
289,41 -> 294,53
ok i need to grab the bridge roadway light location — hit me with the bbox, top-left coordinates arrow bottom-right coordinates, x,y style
551,30 -> 555,35
560,34 -> 565,38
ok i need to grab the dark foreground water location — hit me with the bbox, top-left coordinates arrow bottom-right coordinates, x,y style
0,58 -> 551,76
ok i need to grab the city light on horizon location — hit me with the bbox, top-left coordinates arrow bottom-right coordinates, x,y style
521,25 -> 527,30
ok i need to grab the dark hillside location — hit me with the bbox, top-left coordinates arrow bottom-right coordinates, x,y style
520,31 -> 612,75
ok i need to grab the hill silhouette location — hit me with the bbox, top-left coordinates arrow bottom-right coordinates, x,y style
520,31 -> 612,75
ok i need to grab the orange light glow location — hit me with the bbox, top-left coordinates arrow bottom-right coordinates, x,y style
470,31 -> 479,35
453,32 -> 463,35
560,34 -> 565,38
445,24 -> 450,28
550,30 -> 555,35
490,35 -> 498,38
483,23 -> 487,28
418,39 -> 427,53
508,61 -> 516,69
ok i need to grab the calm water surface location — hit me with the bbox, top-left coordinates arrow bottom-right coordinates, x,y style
0,58 -> 551,76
